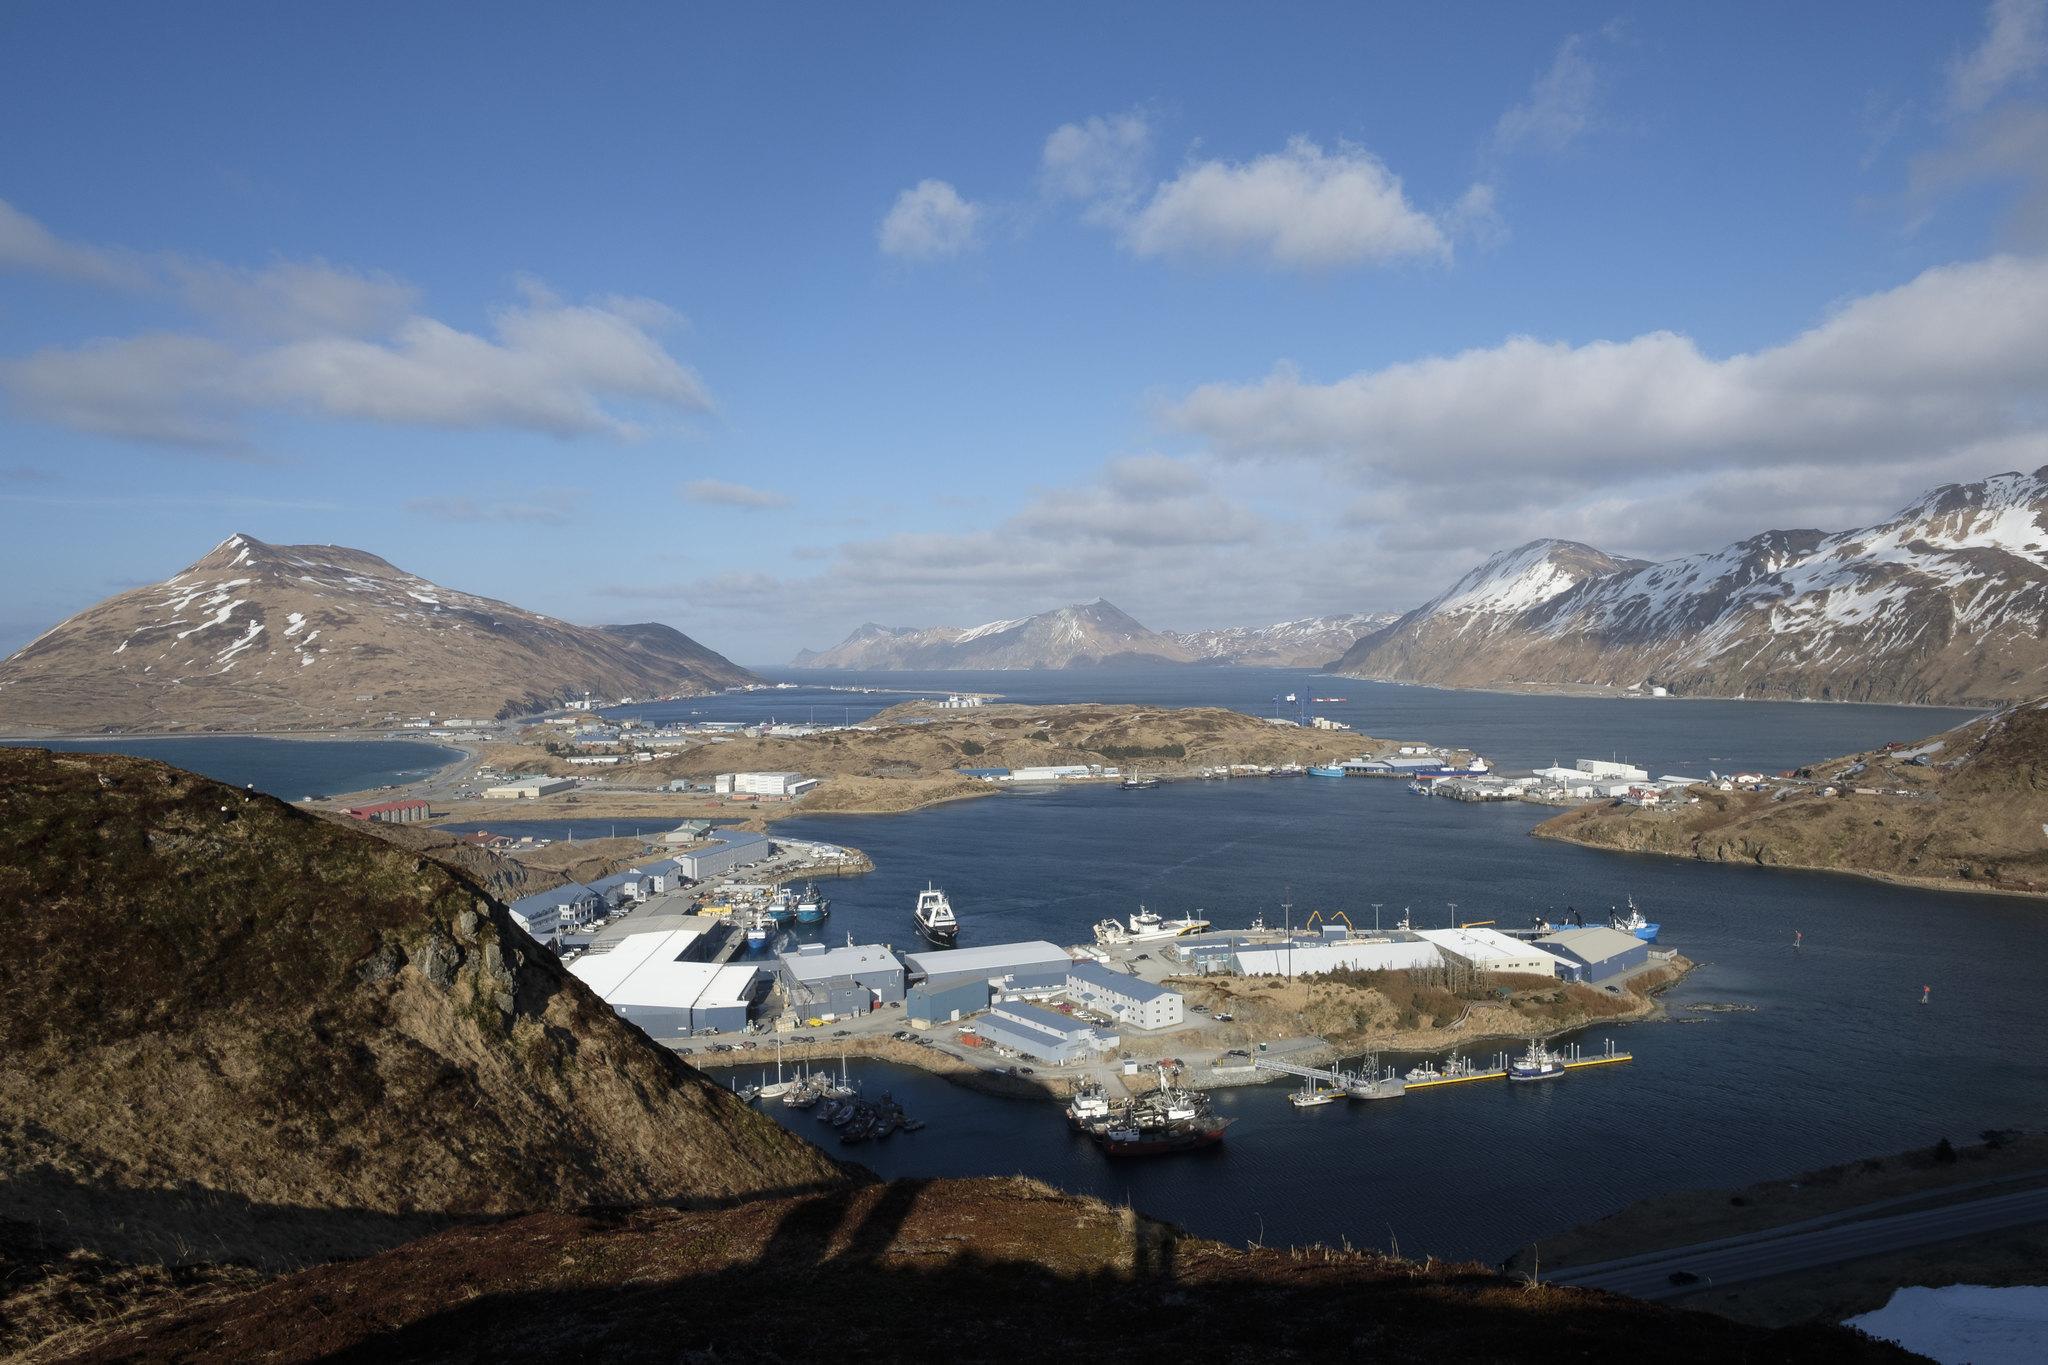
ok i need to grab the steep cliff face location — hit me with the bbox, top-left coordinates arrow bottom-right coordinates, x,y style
0,748 -> 844,1271
1337,468 -> 2048,705
0,535 -> 755,732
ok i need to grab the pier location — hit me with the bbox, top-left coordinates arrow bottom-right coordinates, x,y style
1254,1039 -> 1631,1102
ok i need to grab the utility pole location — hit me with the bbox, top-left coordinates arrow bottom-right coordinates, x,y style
1371,902 -> 1383,933
1447,901 -> 1458,929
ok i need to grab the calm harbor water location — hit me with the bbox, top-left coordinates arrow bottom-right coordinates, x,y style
25,678 -> 2030,1264
0,736 -> 461,799
741,775 -> 2047,1263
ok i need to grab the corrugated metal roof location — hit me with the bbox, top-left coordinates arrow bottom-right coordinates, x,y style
904,939 -> 1070,979
1537,926 -> 1646,963
778,942 -> 903,982
1067,959 -> 1176,1003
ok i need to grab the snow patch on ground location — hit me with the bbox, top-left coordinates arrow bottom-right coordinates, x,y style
1846,1284 -> 2048,1364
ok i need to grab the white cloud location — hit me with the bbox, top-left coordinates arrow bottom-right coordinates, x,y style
680,479 -> 794,510
1169,254 -> 2048,483
1125,137 -> 1449,269
0,199 -> 145,288
171,257 -> 419,338
1490,34 -> 1600,157
4,284 -> 710,449
1041,110 -> 1153,220
1948,0 -> 2048,113
877,179 -> 983,259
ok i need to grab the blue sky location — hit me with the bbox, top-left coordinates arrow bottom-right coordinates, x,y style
3,1 -> 2046,663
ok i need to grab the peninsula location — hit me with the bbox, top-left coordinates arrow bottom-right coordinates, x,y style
1534,696 -> 2046,898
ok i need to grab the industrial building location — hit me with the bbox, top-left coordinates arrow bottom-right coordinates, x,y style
507,881 -> 600,941
340,798 -> 430,824
568,925 -> 763,1038
713,771 -> 819,798
905,973 -> 993,1026
974,1000 -> 1118,1064
903,939 -> 1072,993
672,831 -> 771,880
1538,926 -> 1652,983
655,820 -> 715,845
777,940 -> 905,1018
1232,938 -> 1443,978
483,774 -> 577,799
1065,960 -> 1184,1029
1007,764 -> 1094,783
1414,927 -> 1571,978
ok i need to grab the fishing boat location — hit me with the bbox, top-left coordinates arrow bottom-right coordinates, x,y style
1609,898 -> 1660,942
914,883 -> 960,947
743,908 -> 775,953
1092,906 -> 1212,946
1307,765 -> 1347,778
764,888 -> 797,926
794,883 -> 829,925
1288,1081 -> 1343,1108
1404,1060 -> 1442,1083
1065,1081 -> 1112,1130
1313,696 -> 1346,703
1509,1039 -> 1566,1083
1095,1116 -> 1231,1155
1119,775 -> 1162,790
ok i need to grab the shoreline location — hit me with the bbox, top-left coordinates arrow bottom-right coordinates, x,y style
1325,674 -> 2002,713
1532,824 -> 2048,902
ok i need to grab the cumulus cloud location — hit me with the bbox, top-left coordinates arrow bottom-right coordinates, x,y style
1169,254 -> 2048,483
1124,137 -> 1450,269
0,199 -> 712,450
1948,0 -> 2047,113
1041,110 -> 1153,220
680,479 -> 794,510
877,179 -> 983,259
0,199 -> 146,287
1490,33 -> 1601,157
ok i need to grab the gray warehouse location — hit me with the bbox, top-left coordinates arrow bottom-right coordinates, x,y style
778,940 -> 905,1019
674,831 -> 772,880
974,1000 -> 1118,1065
906,973 -> 993,1026
904,939 -> 1072,994
1538,926 -> 1651,983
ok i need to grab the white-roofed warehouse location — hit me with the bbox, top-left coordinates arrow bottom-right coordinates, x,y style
1232,939 -> 1442,979
1415,927 -> 1570,978
568,927 -> 765,1038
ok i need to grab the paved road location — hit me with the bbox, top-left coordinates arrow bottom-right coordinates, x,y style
1551,1183 -> 2048,1301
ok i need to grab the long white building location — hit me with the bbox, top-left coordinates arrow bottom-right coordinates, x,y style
1414,927 -> 1569,977
1232,939 -> 1442,978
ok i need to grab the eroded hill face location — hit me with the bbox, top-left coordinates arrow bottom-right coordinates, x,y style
0,749 -> 844,1270
0,534 -> 755,732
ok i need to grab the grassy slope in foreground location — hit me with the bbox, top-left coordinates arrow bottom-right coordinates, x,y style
49,1178 -> 1907,1365
1533,697 -> 2048,898
0,748 -> 845,1274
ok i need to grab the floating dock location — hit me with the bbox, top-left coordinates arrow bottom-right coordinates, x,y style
1255,1039 -> 1630,1102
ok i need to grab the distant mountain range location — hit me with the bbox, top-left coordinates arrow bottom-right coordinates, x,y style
1335,467 -> 2048,707
793,602 -> 1394,671
0,535 -> 755,732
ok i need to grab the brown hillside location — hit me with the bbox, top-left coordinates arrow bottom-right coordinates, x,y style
0,749 -> 846,1273
33,1179 -> 1907,1365
1536,698 -> 2048,896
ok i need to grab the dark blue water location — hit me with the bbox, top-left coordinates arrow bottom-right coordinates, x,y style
616,667 -> 1982,776
0,736 -> 461,800
731,776 -> 2048,1264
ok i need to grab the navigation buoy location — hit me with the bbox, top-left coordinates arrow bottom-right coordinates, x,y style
1921,985 -> 1931,1006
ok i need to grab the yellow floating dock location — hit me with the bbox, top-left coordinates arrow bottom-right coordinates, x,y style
1562,1051 -> 1632,1070
1403,1067 -> 1508,1089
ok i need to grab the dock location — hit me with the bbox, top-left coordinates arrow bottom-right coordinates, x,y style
1254,1039 -> 1631,1102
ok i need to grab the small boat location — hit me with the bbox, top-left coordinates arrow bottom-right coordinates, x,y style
1095,1118 -> 1231,1156
1404,1060 -> 1442,1083
1120,776 -> 1162,790
743,909 -> 774,953
1609,897 -> 1660,942
902,1118 -> 926,1132
794,883 -> 829,925
1289,1083 -> 1342,1108
1313,696 -> 1346,703
1509,1039 -> 1566,1083
914,883 -> 960,947
1065,1082 -> 1112,1130
1307,765 -> 1347,778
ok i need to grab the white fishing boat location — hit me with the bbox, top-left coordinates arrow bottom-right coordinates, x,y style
1092,905 -> 1212,946
914,883 -> 959,947
1509,1038 -> 1566,1083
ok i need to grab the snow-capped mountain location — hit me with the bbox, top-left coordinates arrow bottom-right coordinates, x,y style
1335,467 -> 2048,706
0,535 -> 755,732
794,599 -> 1198,670
1168,613 -> 1399,667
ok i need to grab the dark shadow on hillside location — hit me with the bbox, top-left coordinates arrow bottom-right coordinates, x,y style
60,1186 -> 1914,1365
